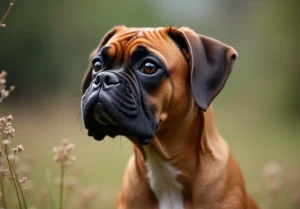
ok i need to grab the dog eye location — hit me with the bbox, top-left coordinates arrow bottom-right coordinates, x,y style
92,56 -> 102,72
140,62 -> 160,75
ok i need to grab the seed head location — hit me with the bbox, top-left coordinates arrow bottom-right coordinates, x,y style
19,177 -> 28,184
13,144 -> 24,154
0,71 -> 7,78
53,138 -> 76,167
0,71 -> 15,102
0,115 -> 15,138
6,115 -> 13,121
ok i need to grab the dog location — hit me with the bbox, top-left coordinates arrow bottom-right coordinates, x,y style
81,26 -> 258,209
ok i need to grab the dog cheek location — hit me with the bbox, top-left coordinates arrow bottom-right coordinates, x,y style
147,80 -> 172,122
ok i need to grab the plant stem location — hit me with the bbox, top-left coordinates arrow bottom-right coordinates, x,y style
14,170 -> 28,209
0,0 -> 16,27
4,145 -> 22,209
0,178 -> 7,209
59,164 -> 64,209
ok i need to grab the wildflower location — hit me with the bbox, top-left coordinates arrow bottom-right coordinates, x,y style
0,71 -> 7,78
0,71 -> 15,103
6,115 -> 13,121
0,115 -> 15,138
13,144 -> 24,154
53,139 -> 76,209
53,139 -> 75,167
19,177 -> 27,184
1,89 -> 9,98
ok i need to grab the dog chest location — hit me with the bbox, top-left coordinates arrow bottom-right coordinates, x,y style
144,147 -> 184,209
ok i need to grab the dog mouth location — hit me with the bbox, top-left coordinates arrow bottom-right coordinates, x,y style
81,73 -> 158,145
92,102 -> 117,125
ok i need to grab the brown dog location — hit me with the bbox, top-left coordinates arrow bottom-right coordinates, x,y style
81,26 -> 258,209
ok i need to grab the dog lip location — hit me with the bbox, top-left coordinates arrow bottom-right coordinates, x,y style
92,102 -> 118,125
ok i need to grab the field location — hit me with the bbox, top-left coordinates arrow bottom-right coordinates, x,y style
1,97 -> 299,209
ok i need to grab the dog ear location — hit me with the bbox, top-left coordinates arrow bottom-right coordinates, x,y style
168,27 -> 238,111
81,25 -> 127,94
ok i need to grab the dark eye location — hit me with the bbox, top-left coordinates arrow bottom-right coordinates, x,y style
92,56 -> 102,72
140,62 -> 160,75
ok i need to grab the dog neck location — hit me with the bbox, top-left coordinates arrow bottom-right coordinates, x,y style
132,104 -> 229,206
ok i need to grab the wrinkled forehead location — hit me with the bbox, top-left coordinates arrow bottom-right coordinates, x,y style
99,27 -> 179,64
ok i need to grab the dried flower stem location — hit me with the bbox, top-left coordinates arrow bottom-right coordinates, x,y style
0,177 -> 7,209
0,0 -> 16,28
53,139 -> 75,209
59,165 -> 65,209
4,145 -> 22,209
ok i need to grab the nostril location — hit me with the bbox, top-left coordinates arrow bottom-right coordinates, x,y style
104,76 -> 110,85
103,74 -> 120,86
92,74 -> 101,89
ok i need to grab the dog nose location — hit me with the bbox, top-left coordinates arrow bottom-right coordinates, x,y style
93,72 -> 120,90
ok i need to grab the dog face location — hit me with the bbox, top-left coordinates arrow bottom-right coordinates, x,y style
81,26 -> 237,145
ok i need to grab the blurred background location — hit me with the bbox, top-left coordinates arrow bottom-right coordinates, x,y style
1,0 -> 300,208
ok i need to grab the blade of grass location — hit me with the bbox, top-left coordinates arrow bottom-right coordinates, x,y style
13,169 -> 28,209
59,166 -> 64,209
46,169 -> 58,209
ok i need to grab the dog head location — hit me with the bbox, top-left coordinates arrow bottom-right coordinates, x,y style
81,26 -> 237,145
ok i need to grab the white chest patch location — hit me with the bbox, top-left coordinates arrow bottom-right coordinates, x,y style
144,147 -> 184,209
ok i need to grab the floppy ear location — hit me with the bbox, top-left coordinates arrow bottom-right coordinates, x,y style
81,25 -> 127,94
168,27 -> 238,111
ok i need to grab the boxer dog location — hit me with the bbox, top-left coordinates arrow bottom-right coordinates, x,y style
81,26 -> 258,209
